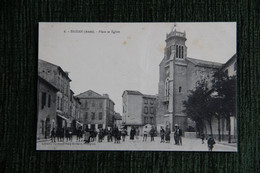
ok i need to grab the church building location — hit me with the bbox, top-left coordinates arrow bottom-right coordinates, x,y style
156,27 -> 223,132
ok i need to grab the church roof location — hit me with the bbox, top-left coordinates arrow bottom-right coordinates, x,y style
186,57 -> 223,69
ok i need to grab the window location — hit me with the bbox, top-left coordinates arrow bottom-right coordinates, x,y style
150,99 -> 154,105
91,112 -> 95,120
165,79 -> 169,97
179,86 -> 182,93
150,117 -> 154,124
48,94 -> 51,107
99,112 -> 103,120
181,46 -> 184,58
41,92 -> 46,109
144,107 -> 148,114
144,117 -> 148,124
176,45 -> 179,58
150,107 -> 154,114
144,99 -> 148,104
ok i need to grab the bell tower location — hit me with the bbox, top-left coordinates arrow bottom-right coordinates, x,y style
165,25 -> 187,61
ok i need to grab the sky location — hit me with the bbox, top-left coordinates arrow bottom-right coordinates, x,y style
39,22 -> 236,114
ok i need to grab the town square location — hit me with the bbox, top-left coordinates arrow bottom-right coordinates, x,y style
37,23 -> 237,151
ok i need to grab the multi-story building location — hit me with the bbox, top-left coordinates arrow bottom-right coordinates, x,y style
76,90 -> 115,130
37,76 -> 58,139
157,28 -> 223,133
38,59 -> 72,130
122,90 -> 157,135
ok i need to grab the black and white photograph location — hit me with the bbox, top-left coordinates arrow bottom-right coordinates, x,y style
37,22 -> 237,151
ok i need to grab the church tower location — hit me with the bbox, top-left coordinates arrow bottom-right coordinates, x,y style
157,25 -> 189,132
165,26 -> 187,61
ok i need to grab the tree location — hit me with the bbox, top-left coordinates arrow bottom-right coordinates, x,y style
211,71 -> 236,143
183,80 -> 215,136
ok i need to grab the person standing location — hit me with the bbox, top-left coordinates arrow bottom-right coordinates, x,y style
130,126 -> 136,140
207,135 -> 216,151
135,127 -> 140,140
143,126 -> 148,142
160,127 -> 165,143
51,128 -> 56,142
114,127 -> 119,143
201,133 -> 205,144
174,124 -> 182,145
165,126 -> 171,143
150,126 -> 155,142
121,128 -> 127,142
107,127 -> 113,142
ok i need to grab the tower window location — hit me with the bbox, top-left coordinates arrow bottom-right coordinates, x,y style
179,86 -> 182,93
181,46 -> 184,58
179,46 -> 181,59
176,45 -> 179,58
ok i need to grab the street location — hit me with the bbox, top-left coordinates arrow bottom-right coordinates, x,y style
37,135 -> 237,152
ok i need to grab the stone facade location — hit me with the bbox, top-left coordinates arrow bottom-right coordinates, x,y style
76,90 -> 115,130
157,28 -> 223,132
38,59 -> 83,134
37,76 -> 58,139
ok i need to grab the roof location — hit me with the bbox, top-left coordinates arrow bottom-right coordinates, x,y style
186,57 -> 223,69
123,90 -> 143,96
38,76 -> 59,92
76,90 -> 103,98
39,59 -> 72,81
76,90 -> 115,104
220,53 -> 237,71
114,113 -> 122,120
143,94 -> 157,99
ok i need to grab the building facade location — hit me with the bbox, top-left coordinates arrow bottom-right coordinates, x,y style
76,90 -> 115,130
38,59 -> 82,133
157,28 -> 223,133
37,76 -> 58,139
122,90 -> 157,135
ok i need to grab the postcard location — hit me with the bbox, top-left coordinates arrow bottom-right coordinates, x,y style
37,22 -> 237,151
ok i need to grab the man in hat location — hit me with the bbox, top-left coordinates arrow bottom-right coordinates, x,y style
174,124 -> 182,145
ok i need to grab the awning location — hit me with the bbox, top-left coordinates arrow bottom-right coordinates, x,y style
76,121 -> 83,126
57,114 -> 69,121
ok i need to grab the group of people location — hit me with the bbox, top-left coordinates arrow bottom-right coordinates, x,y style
50,125 -> 216,151
51,127 -> 73,142
83,126 -> 128,144
159,124 -> 182,145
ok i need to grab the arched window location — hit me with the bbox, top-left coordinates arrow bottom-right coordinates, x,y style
165,78 -> 170,97
181,46 -> 184,58
179,46 -> 181,59
176,45 -> 179,58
